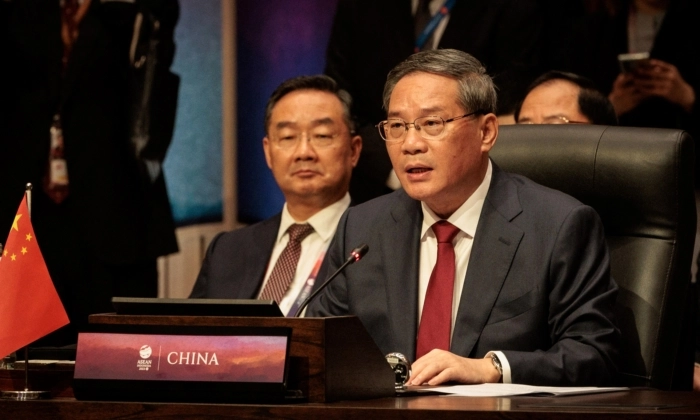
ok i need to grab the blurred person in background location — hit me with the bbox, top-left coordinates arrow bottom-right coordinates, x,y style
0,0 -> 180,346
324,0 -> 545,204
515,70 -> 618,125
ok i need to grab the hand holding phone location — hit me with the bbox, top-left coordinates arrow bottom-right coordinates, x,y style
617,52 -> 650,73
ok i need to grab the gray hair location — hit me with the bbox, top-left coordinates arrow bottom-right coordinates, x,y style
382,49 -> 497,114
264,75 -> 355,134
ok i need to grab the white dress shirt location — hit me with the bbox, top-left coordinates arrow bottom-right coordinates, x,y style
257,194 -> 350,316
417,161 -> 513,383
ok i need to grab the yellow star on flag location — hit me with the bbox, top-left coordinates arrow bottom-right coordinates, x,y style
21,247 -> 28,255
10,254 -> 16,261
26,233 -> 32,241
12,214 -> 21,231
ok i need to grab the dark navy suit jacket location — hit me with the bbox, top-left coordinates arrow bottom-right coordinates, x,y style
190,214 -> 327,300
307,163 -> 620,386
190,215 -> 279,299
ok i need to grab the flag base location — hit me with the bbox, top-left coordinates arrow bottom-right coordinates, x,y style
1,390 -> 51,400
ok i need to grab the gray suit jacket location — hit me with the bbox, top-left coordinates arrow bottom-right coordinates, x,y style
307,163 -> 620,386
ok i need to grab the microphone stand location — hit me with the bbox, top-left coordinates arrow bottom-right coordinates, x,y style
293,244 -> 368,317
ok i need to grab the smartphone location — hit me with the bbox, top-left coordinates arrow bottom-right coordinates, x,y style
618,52 -> 650,73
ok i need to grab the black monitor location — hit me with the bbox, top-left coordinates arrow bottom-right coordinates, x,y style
111,297 -> 284,317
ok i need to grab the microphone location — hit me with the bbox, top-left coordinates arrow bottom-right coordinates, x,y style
293,244 -> 368,317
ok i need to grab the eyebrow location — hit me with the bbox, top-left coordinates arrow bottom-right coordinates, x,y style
274,117 -> 336,130
311,117 -> 335,127
387,106 -> 446,118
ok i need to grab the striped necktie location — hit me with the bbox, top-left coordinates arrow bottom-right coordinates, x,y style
259,223 -> 315,304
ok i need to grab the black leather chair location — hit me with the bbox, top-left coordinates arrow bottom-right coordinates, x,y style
491,125 -> 696,390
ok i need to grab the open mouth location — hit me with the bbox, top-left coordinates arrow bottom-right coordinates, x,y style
407,167 -> 431,174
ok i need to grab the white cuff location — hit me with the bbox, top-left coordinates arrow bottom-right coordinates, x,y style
486,350 -> 512,384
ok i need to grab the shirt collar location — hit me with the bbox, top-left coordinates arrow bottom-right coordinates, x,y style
278,193 -> 351,243
421,160 -> 492,239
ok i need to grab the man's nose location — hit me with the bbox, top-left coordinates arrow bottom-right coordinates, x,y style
401,123 -> 428,154
293,134 -> 317,159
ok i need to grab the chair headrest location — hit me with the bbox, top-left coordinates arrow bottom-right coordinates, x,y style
491,125 -> 695,237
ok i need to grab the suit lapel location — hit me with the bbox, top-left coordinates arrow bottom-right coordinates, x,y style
383,190 -> 422,360
451,164 -> 524,357
389,0 -> 415,49
238,215 -> 281,299
438,0 -> 485,48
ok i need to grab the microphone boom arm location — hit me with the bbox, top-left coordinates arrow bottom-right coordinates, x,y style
293,244 -> 368,317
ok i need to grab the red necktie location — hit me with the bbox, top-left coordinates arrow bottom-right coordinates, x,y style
416,220 -> 460,359
259,223 -> 315,304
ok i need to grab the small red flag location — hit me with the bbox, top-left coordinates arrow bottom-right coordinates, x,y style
0,195 -> 69,357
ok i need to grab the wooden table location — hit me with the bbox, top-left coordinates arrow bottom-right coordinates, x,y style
1,389 -> 699,419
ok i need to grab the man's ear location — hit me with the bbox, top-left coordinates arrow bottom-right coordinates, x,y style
262,136 -> 273,170
350,134 -> 362,167
480,113 -> 498,153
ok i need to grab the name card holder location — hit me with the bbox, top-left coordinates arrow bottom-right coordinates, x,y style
73,325 -> 293,403
81,314 -> 395,403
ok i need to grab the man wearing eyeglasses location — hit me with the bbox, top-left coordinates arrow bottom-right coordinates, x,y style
514,70 -> 618,126
307,49 -> 620,386
190,75 -> 362,317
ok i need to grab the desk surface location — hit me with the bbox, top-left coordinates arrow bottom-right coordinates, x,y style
1,389 -> 700,419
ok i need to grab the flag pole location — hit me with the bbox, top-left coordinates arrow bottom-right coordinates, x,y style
24,184 -> 32,391
26,183 -> 32,219
1,183 -> 51,400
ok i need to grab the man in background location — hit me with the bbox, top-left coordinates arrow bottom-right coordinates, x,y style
515,70 -> 618,125
190,75 -> 361,317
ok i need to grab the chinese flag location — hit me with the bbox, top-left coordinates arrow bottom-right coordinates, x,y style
0,195 -> 69,357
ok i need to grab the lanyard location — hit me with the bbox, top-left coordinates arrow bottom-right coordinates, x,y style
415,0 -> 457,52
286,251 -> 326,317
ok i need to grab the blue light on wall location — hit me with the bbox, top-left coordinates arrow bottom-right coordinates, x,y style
164,0 -> 223,226
163,0 -> 338,226
236,0 -> 338,223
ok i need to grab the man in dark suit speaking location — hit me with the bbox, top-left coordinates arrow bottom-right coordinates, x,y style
307,50 -> 620,386
190,76 -> 362,317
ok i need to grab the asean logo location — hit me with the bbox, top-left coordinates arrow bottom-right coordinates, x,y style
139,345 -> 152,359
